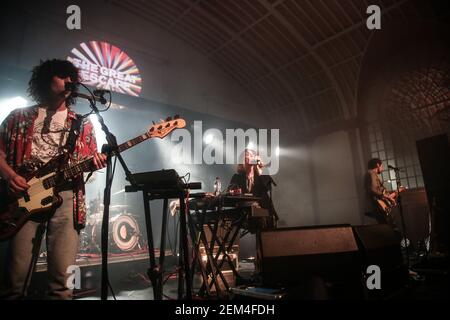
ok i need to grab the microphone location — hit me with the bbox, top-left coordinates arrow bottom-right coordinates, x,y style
388,165 -> 401,171
93,89 -> 110,96
65,82 -> 107,104
64,82 -> 77,91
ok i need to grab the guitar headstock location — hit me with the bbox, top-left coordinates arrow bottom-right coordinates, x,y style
147,115 -> 186,139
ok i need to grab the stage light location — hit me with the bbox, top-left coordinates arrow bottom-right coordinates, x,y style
204,133 -> 214,145
89,114 -> 107,152
0,96 -> 28,123
247,141 -> 254,150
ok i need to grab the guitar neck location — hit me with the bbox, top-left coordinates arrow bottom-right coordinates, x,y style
43,131 -> 153,189
116,132 -> 152,154
42,117 -> 185,189
115,120 -> 173,154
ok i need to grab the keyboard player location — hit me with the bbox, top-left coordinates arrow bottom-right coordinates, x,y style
227,149 -> 278,229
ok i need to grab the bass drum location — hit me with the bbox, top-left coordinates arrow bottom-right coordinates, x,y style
90,214 -> 142,253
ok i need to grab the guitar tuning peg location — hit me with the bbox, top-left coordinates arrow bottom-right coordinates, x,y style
165,116 -> 172,121
152,121 -> 156,125
174,114 -> 180,119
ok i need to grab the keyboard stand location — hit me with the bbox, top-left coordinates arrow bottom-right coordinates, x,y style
125,186 -> 192,300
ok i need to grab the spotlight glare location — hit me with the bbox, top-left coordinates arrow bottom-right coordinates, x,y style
204,134 -> 214,145
0,96 -> 28,123
247,141 -> 254,150
275,147 -> 280,156
89,114 -> 107,152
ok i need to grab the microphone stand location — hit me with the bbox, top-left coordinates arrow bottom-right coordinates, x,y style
260,175 -> 279,226
394,169 -> 410,269
78,89 -> 135,300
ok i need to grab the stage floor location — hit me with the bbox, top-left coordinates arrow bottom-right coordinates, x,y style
28,251 -> 449,300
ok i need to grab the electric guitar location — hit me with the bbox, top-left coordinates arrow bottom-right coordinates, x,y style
375,186 -> 407,216
0,116 -> 186,241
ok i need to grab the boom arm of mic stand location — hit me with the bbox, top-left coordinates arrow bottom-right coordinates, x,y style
73,92 -> 107,104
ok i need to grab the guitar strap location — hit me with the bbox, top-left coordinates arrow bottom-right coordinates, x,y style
64,114 -> 83,155
56,114 -> 82,174
64,115 -> 96,184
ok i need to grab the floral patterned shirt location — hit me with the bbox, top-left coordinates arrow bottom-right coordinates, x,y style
0,105 -> 98,229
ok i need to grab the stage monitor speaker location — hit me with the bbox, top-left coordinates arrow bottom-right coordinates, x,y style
258,224 -> 363,298
416,134 -> 450,252
353,224 -> 408,298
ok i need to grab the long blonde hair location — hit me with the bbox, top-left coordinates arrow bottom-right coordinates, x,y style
236,149 -> 262,175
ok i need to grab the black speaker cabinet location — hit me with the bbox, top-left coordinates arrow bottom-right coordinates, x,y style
353,224 -> 408,298
257,225 -> 362,293
416,134 -> 450,252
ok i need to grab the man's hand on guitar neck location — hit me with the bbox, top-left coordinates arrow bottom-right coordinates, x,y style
92,153 -> 107,170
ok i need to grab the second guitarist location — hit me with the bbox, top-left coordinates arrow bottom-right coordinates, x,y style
364,158 -> 402,235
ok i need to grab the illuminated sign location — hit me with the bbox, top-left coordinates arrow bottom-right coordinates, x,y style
67,41 -> 142,97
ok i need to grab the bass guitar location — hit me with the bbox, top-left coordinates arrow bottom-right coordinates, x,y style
0,116 -> 186,241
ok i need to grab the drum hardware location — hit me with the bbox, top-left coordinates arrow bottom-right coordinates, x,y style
80,212 -> 142,254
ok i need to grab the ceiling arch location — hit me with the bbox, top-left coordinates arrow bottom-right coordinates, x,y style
110,0 -> 446,137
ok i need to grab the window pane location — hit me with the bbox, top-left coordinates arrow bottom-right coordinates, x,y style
364,122 -> 427,193
407,166 -> 414,177
391,180 -> 398,190
417,176 -> 424,187
415,165 -> 422,175
408,178 -> 417,189
389,170 -> 397,180
405,156 -> 412,166
376,131 -> 382,140
385,140 -> 392,150
370,142 -> 377,152
387,159 -> 396,166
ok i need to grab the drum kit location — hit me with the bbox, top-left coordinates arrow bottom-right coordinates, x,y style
79,191 -> 143,254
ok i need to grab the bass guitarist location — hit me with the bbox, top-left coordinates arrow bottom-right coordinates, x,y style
0,59 -> 106,299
